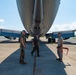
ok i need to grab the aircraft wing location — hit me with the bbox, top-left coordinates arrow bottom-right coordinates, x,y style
45,30 -> 76,42
46,30 -> 76,39
0,29 -> 29,39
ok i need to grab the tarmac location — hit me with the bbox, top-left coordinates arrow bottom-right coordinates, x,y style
0,37 -> 76,75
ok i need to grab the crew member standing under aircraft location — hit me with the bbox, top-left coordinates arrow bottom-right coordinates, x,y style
19,30 -> 26,64
56,33 -> 63,62
31,34 -> 40,57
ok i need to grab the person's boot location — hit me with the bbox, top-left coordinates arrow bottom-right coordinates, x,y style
59,58 -> 62,62
20,60 -> 27,64
56,58 -> 60,60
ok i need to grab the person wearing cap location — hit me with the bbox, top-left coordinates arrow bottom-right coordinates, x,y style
31,34 -> 40,57
19,30 -> 27,64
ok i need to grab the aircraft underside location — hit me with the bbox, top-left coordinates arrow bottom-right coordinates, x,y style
16,0 -> 60,36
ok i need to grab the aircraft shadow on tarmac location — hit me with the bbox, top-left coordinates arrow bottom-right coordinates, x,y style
0,40 -> 19,44
54,41 -> 76,45
0,42 -> 68,75
40,39 -> 76,45
63,41 -> 76,45
0,39 -> 33,44
0,38 -> 76,45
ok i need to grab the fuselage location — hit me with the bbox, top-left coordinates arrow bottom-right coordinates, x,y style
16,0 -> 60,36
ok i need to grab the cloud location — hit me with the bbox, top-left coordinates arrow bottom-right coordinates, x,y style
48,21 -> 76,33
0,19 -> 4,23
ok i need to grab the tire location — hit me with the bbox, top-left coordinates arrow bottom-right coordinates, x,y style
48,38 -> 51,43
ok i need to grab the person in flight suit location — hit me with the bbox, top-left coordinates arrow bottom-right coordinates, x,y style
56,33 -> 63,62
31,34 -> 40,57
19,30 -> 27,64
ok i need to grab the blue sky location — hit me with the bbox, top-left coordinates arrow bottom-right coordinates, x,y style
0,0 -> 76,32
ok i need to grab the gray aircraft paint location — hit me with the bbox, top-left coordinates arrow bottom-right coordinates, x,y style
16,0 -> 60,36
